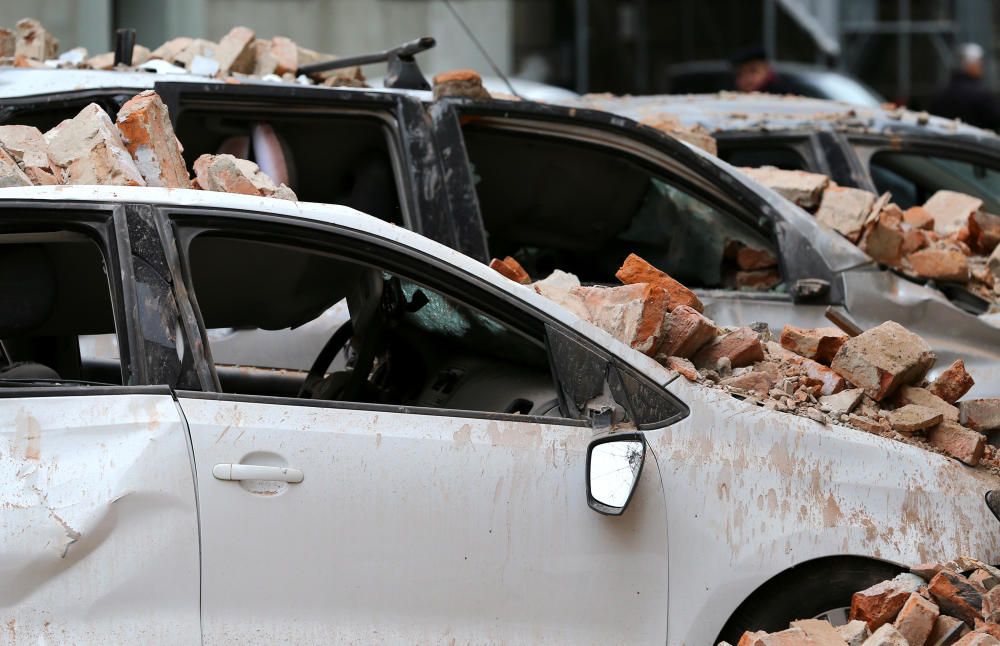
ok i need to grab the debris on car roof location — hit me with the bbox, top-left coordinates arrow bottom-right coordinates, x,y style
0,18 -> 366,89
721,555 -> 1000,645
492,253 -> 1000,471
0,90 -> 295,200
743,166 -> 1000,312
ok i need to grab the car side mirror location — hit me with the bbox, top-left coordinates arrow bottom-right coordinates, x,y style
586,433 -> 646,516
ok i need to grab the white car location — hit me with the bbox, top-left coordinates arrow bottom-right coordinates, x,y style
1,185 -> 998,645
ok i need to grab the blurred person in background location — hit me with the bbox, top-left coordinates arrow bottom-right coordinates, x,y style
931,42 -> 1000,131
731,46 -> 793,94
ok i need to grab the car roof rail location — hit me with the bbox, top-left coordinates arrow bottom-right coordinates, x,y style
296,36 -> 436,91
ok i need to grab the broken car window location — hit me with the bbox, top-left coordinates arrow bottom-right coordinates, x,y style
461,124 -> 782,292
870,152 -> 1000,213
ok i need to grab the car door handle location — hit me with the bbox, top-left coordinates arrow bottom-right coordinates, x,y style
212,464 -> 304,483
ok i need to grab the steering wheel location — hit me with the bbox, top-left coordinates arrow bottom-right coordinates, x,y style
297,319 -> 354,398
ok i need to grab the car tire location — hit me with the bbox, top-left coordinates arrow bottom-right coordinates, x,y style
715,557 -> 903,644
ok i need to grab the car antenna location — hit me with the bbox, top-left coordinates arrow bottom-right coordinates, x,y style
296,36 -> 437,91
440,0 -> 521,99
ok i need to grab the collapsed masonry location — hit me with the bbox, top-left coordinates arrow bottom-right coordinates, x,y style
0,90 -> 296,200
723,556 -> 1000,646
489,254 -> 1000,471
742,166 -> 1000,310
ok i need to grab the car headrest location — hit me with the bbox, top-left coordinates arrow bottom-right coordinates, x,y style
252,122 -> 295,189
0,244 -> 55,336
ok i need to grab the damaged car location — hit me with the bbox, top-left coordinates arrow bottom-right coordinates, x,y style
1,185 -> 999,645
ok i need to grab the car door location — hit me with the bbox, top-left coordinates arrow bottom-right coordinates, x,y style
428,100 -> 838,334
0,201 -> 200,643
164,207 -> 679,644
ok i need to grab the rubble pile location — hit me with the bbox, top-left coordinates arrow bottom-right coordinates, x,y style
721,556 -> 1000,645
743,166 -> 1000,309
0,18 -> 365,88
492,253 -> 1000,470
0,90 -> 296,199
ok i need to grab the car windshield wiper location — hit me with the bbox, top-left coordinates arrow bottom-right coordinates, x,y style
0,377 -> 118,387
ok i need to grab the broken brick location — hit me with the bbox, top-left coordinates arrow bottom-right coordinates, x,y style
692,327 -> 764,370
901,228 -> 930,257
739,166 -> 829,209
928,570 -> 985,627
664,356 -> 698,381
15,18 -> 58,61
851,573 -> 925,630
44,103 -> 145,186
837,620 -> 870,646
894,593 -> 939,646
790,618 -> 851,645
115,91 -> 191,188
861,209 -> 905,266
780,325 -> 849,364
904,206 -> 936,230
929,360 -> 976,404
149,36 -> 194,63
968,211 -> 1000,255
0,28 -> 14,58
849,413 -> 890,434
887,404 -> 944,433
658,304 -> 718,359
924,190 -> 984,237
737,628 -> 809,646
863,623 -> 910,645
816,185 -> 877,242
576,283 -> 669,356
433,69 -> 491,101
929,615 -> 971,645
830,321 -> 935,401
952,633 -> 1000,645
970,569 -> 1000,592
907,247 -> 970,282
0,125 -> 58,184
214,26 -> 256,76
489,257 -> 531,285
895,386 -> 959,422
735,268 -> 782,290
926,422 -> 986,466
983,585 -> 1000,622
616,253 -> 704,312
720,371 -> 774,397
0,146 -> 31,188
735,244 -> 778,270
797,356 -> 847,396
192,153 -> 297,200
820,388 -> 864,415
639,115 -> 718,154
959,399 -> 1000,432
989,245 -> 1000,282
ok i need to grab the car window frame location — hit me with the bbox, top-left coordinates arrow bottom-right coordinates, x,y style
163,205 -> 618,427
849,134 -> 1000,193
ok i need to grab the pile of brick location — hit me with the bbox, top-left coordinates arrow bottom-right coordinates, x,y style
490,253 -> 1000,470
742,167 -> 1000,308
0,18 -> 364,88
0,90 -> 296,200
724,556 -> 1000,645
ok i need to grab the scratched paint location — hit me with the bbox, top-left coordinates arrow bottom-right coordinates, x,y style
652,377 -> 1000,645
0,393 -> 200,643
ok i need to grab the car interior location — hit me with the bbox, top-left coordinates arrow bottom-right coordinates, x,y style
461,124 -> 781,290
173,108 -> 405,224
868,151 -> 1000,213
186,234 -> 562,416
0,232 -> 123,386
718,144 -> 809,172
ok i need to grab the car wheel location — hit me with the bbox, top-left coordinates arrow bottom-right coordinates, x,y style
715,557 -> 903,644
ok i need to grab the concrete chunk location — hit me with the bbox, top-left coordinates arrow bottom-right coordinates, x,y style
44,103 -> 145,186
923,190 -> 983,236
830,321 -> 935,401
115,91 -> 191,188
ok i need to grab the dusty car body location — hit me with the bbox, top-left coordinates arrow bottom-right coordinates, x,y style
1,185 -> 998,645
2,69 -> 999,399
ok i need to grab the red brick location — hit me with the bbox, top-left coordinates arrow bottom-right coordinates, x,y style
952,633 -> 1000,645
926,422 -> 986,466
192,153 -> 296,200
737,628 -> 810,646
790,618 -> 852,645
851,574 -> 925,630
735,268 -> 782,290
616,253 -> 704,312
968,211 -> 1000,254
576,283 -> 669,356
214,26 -> 256,76
488,257 -> 531,284
830,321 -> 935,401
983,585 -> 1000,622
780,325 -> 849,364
904,206 -> 936,230
928,570 -> 985,627
887,404 -> 944,433
664,356 -> 698,381
0,28 -> 13,58
929,360 -> 975,404
906,247 -> 970,282
901,228 -> 930,256
861,209 -> 905,266
692,327 -> 764,370
928,615 -> 970,645
657,305 -> 717,359
736,244 -> 778,270
895,386 -> 959,422
796,356 -> 847,396
45,103 -> 146,186
720,371 -> 774,397
433,69 -> 491,100
894,593 -> 939,646
924,190 -> 984,237
115,91 -> 191,188
959,399 -> 1000,432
